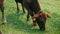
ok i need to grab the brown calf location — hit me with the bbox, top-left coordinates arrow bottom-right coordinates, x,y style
15,0 -> 49,30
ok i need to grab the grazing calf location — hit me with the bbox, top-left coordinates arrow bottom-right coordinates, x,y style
33,11 -> 51,30
15,0 -> 50,30
15,0 -> 25,13
0,0 -> 6,25
23,0 -> 49,30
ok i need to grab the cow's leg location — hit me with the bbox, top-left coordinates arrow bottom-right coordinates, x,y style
16,2 -> 20,14
27,11 -> 29,21
27,10 -> 34,21
28,12 -> 37,26
29,12 -> 37,26
21,4 -> 25,13
1,4 -> 6,25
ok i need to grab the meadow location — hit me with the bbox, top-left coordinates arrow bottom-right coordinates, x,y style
0,0 -> 60,34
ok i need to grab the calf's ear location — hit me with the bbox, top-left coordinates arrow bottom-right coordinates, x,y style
47,13 -> 52,18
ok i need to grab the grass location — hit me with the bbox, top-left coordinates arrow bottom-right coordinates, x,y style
0,0 -> 60,34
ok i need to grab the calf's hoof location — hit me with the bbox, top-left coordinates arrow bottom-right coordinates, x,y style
2,20 -> 7,25
2,23 -> 6,25
2,18 -> 7,25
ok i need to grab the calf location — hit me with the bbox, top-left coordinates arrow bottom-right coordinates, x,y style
15,0 -> 49,30
0,0 -> 6,25
15,0 -> 25,13
33,11 -> 51,30
23,0 -> 48,30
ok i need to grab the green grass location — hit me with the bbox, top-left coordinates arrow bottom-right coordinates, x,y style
0,0 -> 60,34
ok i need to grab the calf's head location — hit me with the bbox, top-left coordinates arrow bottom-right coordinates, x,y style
33,11 -> 51,30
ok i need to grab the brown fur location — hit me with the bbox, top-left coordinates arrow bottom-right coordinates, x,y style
15,0 -> 41,21
23,0 -> 41,21
0,0 -> 4,3
0,0 -> 6,4
33,11 -> 51,18
32,11 -> 51,30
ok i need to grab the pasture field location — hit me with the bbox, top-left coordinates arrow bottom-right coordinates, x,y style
0,0 -> 60,34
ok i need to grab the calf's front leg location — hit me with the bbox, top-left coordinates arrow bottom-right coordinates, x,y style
1,4 -> 7,25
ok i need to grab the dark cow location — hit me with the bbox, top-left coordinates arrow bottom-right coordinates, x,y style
15,0 -> 48,30
33,11 -> 51,30
23,0 -> 46,30
0,0 -> 6,25
15,0 -> 25,13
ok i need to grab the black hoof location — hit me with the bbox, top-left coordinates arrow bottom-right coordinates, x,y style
2,23 -> 6,25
